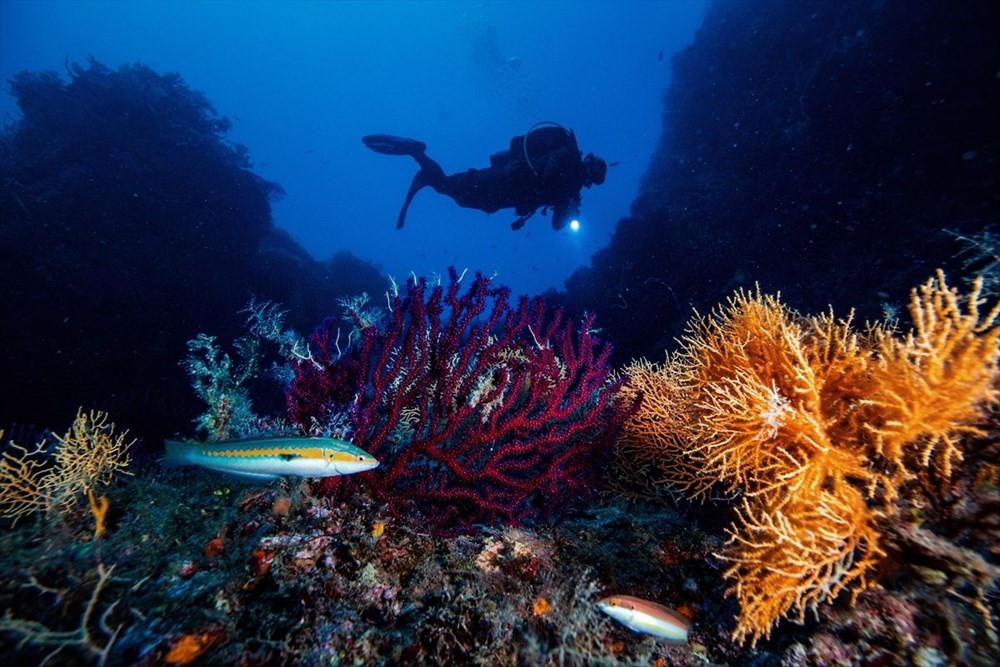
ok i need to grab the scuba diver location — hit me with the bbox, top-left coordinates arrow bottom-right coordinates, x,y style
362,122 -> 607,231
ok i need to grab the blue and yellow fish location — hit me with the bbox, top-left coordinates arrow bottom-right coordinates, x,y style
163,436 -> 379,481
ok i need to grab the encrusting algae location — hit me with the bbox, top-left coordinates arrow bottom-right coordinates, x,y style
616,270 -> 1000,646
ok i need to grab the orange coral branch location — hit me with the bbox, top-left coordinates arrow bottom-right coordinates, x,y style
1,408 -> 134,524
616,270 -> 1000,646
867,270 -> 1000,480
615,357 -> 702,495
720,487 -> 883,645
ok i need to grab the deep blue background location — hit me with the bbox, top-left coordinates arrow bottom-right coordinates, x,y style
0,0 -> 707,297
2,0 -> 996,448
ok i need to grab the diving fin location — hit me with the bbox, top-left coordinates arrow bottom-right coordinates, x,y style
511,209 -> 535,230
362,134 -> 427,157
396,169 -> 430,229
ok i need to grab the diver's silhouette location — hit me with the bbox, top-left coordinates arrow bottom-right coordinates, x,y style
363,123 -> 607,231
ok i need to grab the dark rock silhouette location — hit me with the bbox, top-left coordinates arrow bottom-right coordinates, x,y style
0,57 -> 385,443
560,0 -> 1000,365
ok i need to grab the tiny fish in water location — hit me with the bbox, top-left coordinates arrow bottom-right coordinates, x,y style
163,436 -> 379,480
596,595 -> 690,643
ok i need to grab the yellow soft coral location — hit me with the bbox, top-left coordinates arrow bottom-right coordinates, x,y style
867,270 -> 1000,481
614,357 -> 698,494
720,487 -> 884,646
618,271 -> 1000,646
674,287 -> 888,504
0,408 -> 134,524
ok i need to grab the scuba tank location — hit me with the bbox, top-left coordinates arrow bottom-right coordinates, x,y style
520,121 -> 579,175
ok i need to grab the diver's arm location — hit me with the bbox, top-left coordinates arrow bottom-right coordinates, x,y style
511,207 -> 536,230
550,192 -> 581,231
550,202 -> 570,231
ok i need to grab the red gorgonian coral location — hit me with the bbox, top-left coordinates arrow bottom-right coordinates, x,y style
288,268 -> 632,532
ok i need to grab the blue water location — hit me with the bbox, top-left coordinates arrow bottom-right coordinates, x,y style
0,0 -> 707,297
2,0 -> 996,464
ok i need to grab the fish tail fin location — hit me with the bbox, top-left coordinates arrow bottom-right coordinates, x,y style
162,439 -> 196,467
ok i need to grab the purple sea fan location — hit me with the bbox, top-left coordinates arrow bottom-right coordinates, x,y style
288,268 -> 634,532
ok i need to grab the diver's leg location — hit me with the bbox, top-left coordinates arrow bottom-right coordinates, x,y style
436,168 -> 508,213
394,153 -> 452,229
398,161 -> 452,229
411,153 -> 446,186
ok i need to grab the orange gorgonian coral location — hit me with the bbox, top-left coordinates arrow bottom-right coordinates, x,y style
617,270 -> 1000,646
867,272 -> 1000,481
612,357 -> 696,494
1,408 -> 134,525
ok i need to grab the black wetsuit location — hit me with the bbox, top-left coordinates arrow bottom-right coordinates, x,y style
364,126 -> 592,230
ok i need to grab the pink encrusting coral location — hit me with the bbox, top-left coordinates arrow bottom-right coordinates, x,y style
288,268 -> 633,532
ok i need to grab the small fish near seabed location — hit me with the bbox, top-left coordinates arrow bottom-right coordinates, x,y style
163,436 -> 379,481
596,594 -> 690,644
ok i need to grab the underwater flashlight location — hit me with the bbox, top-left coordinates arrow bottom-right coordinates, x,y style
569,219 -> 581,232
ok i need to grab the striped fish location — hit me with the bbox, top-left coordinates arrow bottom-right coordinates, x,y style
596,595 -> 690,643
163,436 -> 379,480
